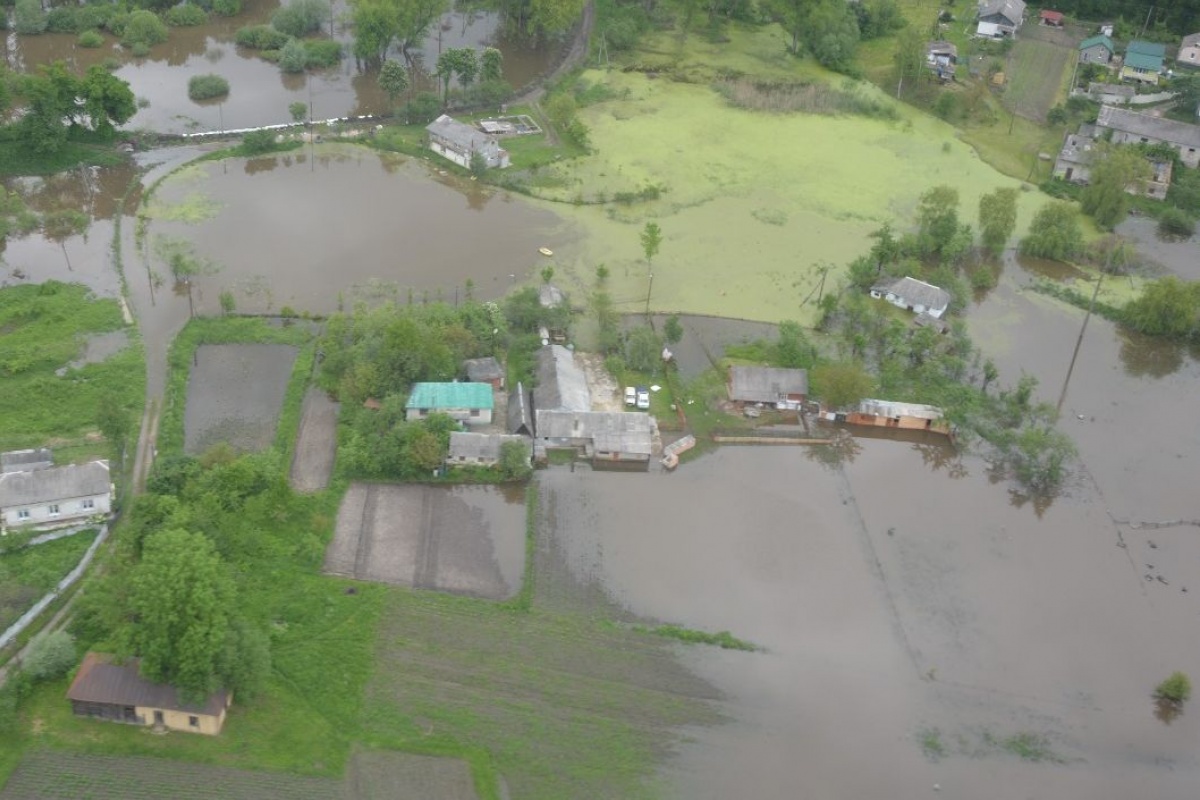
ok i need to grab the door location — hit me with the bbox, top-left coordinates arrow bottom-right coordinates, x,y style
154,710 -> 164,725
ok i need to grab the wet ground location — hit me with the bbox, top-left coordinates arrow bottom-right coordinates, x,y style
289,387 -> 338,493
184,343 -> 297,454
1115,216 -> 1200,280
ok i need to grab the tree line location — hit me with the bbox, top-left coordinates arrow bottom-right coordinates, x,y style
0,63 -> 135,155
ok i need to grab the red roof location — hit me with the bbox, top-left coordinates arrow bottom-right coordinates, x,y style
1040,10 -> 1064,21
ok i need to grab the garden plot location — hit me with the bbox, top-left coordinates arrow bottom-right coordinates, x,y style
289,387 -> 339,492
326,483 -> 525,600
184,343 -> 297,455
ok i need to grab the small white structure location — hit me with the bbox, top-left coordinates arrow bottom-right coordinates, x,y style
426,114 -> 510,170
0,458 -> 112,533
871,277 -> 951,319
447,432 -> 530,468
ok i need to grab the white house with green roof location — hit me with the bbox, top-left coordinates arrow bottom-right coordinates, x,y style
406,382 -> 495,426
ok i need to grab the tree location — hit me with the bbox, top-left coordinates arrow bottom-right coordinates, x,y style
123,529 -> 236,699
663,314 -> 684,345
1122,276 -> 1200,341
22,631 -> 76,682
349,0 -> 448,64
289,101 -> 308,123
279,39 -> 309,73
978,187 -> 1019,256
481,47 -> 503,83
776,320 -> 815,368
626,326 -> 662,372
804,0 -> 860,74
1080,145 -> 1151,230
765,0 -> 812,54
80,66 -> 136,135
272,0 -> 329,36
378,59 -> 410,109
640,221 -> 662,267
122,10 -> 169,48
811,361 -> 874,410
1156,672 -> 1192,705
96,391 -> 132,462
892,26 -> 924,95
1019,201 -> 1082,262
41,209 -> 89,271
916,185 -> 960,258
13,0 -> 48,34
981,359 -> 999,395
216,618 -> 271,701
498,440 -> 531,480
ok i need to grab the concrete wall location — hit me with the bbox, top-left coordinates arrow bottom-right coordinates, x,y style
2,492 -> 111,532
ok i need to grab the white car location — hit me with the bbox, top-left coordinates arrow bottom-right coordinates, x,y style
624,386 -> 637,406
636,387 -> 651,410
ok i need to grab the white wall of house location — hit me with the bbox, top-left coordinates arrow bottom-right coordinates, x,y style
1180,45 -> 1200,64
406,407 -> 493,426
429,140 -> 470,169
1106,131 -> 1200,168
2,492 -> 111,532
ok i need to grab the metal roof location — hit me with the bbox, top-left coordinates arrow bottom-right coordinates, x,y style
425,114 -> 495,153
1124,51 -> 1164,71
1,448 -> 53,474
1079,35 -> 1114,53
728,366 -> 809,404
507,381 -> 533,435
532,346 -> 590,414
858,399 -> 945,421
0,461 -> 109,507
534,411 -> 653,455
464,357 -> 504,383
978,0 -> 1025,24
873,277 -> 951,314
448,432 -> 529,461
406,382 -> 494,410
1183,32 -> 1200,48
66,652 -> 229,717
1097,106 -> 1200,149
1126,40 -> 1166,57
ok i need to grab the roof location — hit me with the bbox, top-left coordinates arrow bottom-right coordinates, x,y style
405,382 -> 494,411
858,399 -> 945,421
1096,106 -> 1200,149
1124,51 -> 1164,71
1079,35 -> 1114,53
927,41 -> 957,56
874,276 -> 951,313
448,432 -> 529,461
978,0 -> 1025,24
464,357 -> 503,383
1055,132 -> 1094,166
425,114 -> 496,153
1039,9 -> 1063,21
1088,81 -> 1134,98
535,411 -> 654,455
0,461 -> 110,507
1183,33 -> 1200,49
532,346 -> 590,413
1126,40 -> 1166,57
1,448 -> 53,474
67,652 -> 229,717
507,381 -> 532,434
728,366 -> 809,403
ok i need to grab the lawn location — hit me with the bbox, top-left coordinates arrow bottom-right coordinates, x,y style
1004,38 -> 1074,122
0,531 -> 98,634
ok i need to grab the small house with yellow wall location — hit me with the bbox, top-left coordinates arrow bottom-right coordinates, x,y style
66,652 -> 231,735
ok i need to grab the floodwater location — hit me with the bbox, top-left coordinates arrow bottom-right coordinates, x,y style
6,0 -> 556,134
1115,215 -> 1200,280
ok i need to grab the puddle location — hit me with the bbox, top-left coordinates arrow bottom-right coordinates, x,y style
55,330 -> 131,376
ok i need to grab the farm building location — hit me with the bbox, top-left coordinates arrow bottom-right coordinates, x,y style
976,0 -> 1025,37
0,458 -> 111,534
1180,33 -> 1200,66
426,114 -> 510,169
447,432 -> 530,468
727,366 -> 809,409
1054,126 -> 1173,199
508,381 -> 533,436
464,357 -> 505,390
66,652 -> 232,735
0,448 -> 53,474
405,382 -> 495,426
1039,9 -> 1063,27
835,399 -> 952,436
1079,35 -> 1115,64
534,410 -> 655,470
1096,106 -> 1200,168
926,41 -> 957,78
1121,41 -> 1165,84
532,345 -> 591,414
1085,82 -> 1134,103
870,277 -> 951,319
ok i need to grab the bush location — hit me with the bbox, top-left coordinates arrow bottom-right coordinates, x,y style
236,24 -> 290,50
13,0 -> 48,34
1157,206 -> 1195,238
303,39 -> 342,68
278,38 -> 308,72
78,29 -> 105,47
165,3 -> 209,26
241,130 -> 277,154
188,73 -> 230,101
122,9 -> 168,48
400,91 -> 442,125
1155,672 -> 1192,705
271,0 -> 328,37
212,0 -> 242,15
22,630 -> 77,682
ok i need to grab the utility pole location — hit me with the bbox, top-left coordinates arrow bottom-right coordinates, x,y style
1056,262 -> 1107,416
645,272 -> 654,317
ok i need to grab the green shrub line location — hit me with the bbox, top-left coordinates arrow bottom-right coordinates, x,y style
507,481 -> 539,613
276,337 -> 319,460
1028,278 -> 1125,323
634,624 -> 760,652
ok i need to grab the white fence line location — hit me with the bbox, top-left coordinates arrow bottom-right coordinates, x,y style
179,114 -> 386,139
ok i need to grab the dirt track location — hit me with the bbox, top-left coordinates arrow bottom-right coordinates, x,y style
289,388 -> 339,493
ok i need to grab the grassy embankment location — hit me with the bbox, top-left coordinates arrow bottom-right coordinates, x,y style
0,531 -> 98,634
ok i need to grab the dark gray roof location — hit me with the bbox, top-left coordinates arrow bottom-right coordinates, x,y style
535,411 -> 653,455
978,0 -> 1025,23
448,432 -> 530,461
927,41 -> 957,57
532,346 -> 590,414
507,381 -> 533,435
1056,132 -> 1094,166
1096,106 -> 1200,149
874,277 -> 951,313
0,461 -> 110,507
425,114 -> 496,152
464,357 -> 504,383
728,366 -> 809,403
1,448 -> 53,473
67,652 -> 229,717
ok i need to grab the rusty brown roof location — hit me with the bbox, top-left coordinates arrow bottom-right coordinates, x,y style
66,652 -> 229,717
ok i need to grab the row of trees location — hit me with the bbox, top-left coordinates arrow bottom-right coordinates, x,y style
765,0 -> 904,74
0,62 -> 136,154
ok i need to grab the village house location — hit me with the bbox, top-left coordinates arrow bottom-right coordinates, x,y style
1054,124 -> 1173,199
507,381 -> 533,436
1180,33 -> 1200,66
463,357 -> 505,391
1078,35 -> 1115,65
425,114 -> 510,170
1120,40 -> 1166,85
727,366 -> 808,410
976,0 -> 1026,38
66,652 -> 232,735
534,410 -> 655,470
926,41 -> 957,79
0,456 -> 111,534
831,399 -> 952,436
447,432 -> 530,468
1039,9 -> 1063,27
532,345 -> 591,414
870,276 -> 951,319
405,382 -> 495,426
1096,106 -> 1200,168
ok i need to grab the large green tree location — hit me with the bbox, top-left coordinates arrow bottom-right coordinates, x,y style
804,0 -> 860,74
349,0 -> 448,65
916,185 -> 960,258
1080,144 -> 1151,230
978,187 -> 1019,256
812,361 -> 874,410
1019,201 -> 1083,262
123,529 -> 236,699
378,59 -> 410,109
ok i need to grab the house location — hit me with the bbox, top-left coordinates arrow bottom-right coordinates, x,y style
507,381 -> 533,436
926,41 -> 957,79
1079,35 -> 1115,64
1121,40 -> 1166,84
447,432 -> 530,468
0,459 -> 111,534
870,277 -> 951,319
1039,9 -> 1063,27
531,345 -> 591,415
464,357 -> 504,391
727,366 -> 809,409
1096,106 -> 1200,168
405,382 -> 494,426
66,652 -> 231,735
1054,124 -> 1172,199
1,448 -> 53,474
425,114 -> 510,170
838,399 -> 952,435
1180,33 -> 1200,66
534,410 -> 654,470
976,0 -> 1025,37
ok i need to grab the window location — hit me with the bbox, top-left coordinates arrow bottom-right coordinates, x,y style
470,408 -> 480,417
189,716 -> 200,728
47,504 -> 60,516
82,498 -> 95,510
17,509 -> 30,520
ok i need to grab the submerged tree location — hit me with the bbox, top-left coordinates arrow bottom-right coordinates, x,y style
978,187 -> 1019,257
1080,144 -> 1151,230
41,209 -> 89,271
1019,201 -> 1082,262
378,59 -> 410,109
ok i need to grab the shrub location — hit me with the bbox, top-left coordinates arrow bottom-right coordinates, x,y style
130,41 -> 151,57
212,0 -> 242,15
77,29 -> 105,47
1156,672 -> 1192,705
400,91 -> 441,125
165,3 -> 209,26
22,631 -> 76,682
1157,206 -> 1195,238
188,73 -> 230,101
13,0 -> 48,34
236,24 -> 290,50
241,130 -> 277,154
271,0 -> 328,37
122,10 -> 168,48
278,38 -> 308,73
303,39 -> 342,68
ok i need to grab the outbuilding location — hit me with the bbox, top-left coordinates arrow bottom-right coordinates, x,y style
534,410 -> 654,470
870,277 -> 951,319
727,366 -> 809,409
464,357 -> 505,391
447,432 -> 530,468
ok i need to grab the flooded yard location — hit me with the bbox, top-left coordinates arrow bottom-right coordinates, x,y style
184,343 -> 297,454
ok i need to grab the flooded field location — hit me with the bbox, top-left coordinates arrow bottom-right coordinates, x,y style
141,145 -> 574,316
327,483 -> 526,600
1115,215 -> 1200,280
184,343 -> 297,454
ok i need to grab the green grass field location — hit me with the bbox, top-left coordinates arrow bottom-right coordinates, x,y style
0,532 -> 97,633
1004,38 -> 1073,122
